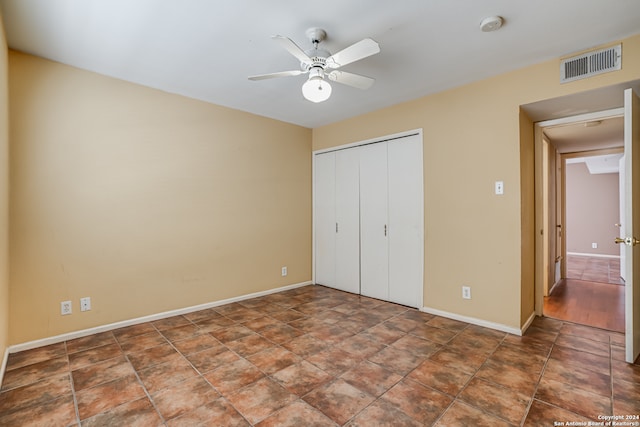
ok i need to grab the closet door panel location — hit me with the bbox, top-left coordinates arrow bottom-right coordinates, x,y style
388,136 -> 424,307
359,143 -> 389,300
335,149 -> 361,294
314,152 -> 336,287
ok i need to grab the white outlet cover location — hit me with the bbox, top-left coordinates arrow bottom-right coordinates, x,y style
61,301 -> 72,315
80,297 -> 91,311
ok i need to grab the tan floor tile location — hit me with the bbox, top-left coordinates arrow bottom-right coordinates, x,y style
282,334 -> 328,358
160,324 -> 203,342
118,331 -> 168,354
272,361 -> 332,396
5,343 -> 66,371
475,358 -> 540,395
225,333 -> 275,357
381,378 -> 452,425
82,397 -> 163,427
247,346 -> 302,375
66,332 -> 117,354
137,356 -> 198,394
0,287 -> 630,427
391,334 -> 441,357
0,374 -> 72,413
303,379 -> 375,425
337,334 -> 385,359
346,398 -> 422,427
341,360 -> 402,397
435,401 -> 513,427
429,346 -> 488,374
171,333 -> 221,355
543,358 -> 611,397
459,377 -> 530,425
203,358 -> 264,396
167,398 -> 250,427
226,377 -> 297,424
72,355 -> 135,391
306,347 -> 361,377
151,376 -> 219,421
523,399 -> 591,427
68,343 -> 123,370
112,323 -> 157,341
368,346 -> 424,375
127,343 -> 182,371
76,374 -> 146,421
256,400 -> 337,427
151,315 -> 191,331
408,359 -> 472,396
1,356 -> 69,391
534,376 -> 612,420
0,393 -> 77,427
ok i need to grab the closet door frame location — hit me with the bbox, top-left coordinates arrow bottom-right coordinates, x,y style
312,129 -> 424,308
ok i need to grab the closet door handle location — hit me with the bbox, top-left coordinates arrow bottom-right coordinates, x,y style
384,224 -> 387,236
336,222 -> 339,233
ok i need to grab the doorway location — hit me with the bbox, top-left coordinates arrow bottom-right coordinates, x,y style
529,82 -> 640,364
542,137 -> 625,331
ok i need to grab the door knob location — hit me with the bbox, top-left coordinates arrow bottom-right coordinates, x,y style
615,237 -> 640,246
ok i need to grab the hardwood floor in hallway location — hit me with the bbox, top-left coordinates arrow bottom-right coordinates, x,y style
544,255 -> 625,332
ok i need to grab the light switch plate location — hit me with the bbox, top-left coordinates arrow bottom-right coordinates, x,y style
495,181 -> 504,195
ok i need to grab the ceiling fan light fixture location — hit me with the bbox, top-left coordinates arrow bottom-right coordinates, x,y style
302,77 -> 332,102
302,68 -> 331,102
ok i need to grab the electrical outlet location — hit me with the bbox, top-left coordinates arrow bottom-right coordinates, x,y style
281,266 -> 288,277
80,297 -> 91,312
592,242 -> 598,249
495,181 -> 504,195
462,286 -> 471,300
61,300 -> 72,315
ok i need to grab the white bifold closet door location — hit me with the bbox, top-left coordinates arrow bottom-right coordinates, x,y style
314,152 -> 336,288
387,136 -> 424,307
314,133 -> 423,308
359,143 -> 390,301
313,149 -> 360,294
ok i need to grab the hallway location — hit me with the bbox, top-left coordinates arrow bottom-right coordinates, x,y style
544,255 -> 624,332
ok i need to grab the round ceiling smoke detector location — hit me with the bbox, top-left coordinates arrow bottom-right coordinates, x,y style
480,16 -> 504,32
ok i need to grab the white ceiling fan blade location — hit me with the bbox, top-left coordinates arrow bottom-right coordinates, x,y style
248,70 -> 304,81
326,38 -> 380,69
272,35 -> 312,64
327,70 -> 375,90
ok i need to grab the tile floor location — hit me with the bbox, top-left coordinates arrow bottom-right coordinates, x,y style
566,255 -> 623,285
1,285 -> 639,426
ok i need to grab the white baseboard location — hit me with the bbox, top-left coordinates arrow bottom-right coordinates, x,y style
0,347 -> 8,389
420,306 -> 524,336
9,281 -> 312,354
567,252 -> 620,259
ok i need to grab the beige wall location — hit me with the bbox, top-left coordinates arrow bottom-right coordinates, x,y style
6,31 -> 640,344
0,17 -> 9,359
566,162 -> 620,255
313,34 -> 640,330
9,51 -> 311,344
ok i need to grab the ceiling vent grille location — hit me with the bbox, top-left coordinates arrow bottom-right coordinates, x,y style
560,44 -> 621,83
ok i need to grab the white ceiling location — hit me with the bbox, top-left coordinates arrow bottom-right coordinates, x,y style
2,0 -> 640,128
545,116 -> 624,154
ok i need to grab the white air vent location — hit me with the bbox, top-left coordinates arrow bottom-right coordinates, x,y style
560,44 -> 621,83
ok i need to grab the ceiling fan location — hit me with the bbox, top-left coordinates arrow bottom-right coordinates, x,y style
248,28 -> 380,103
